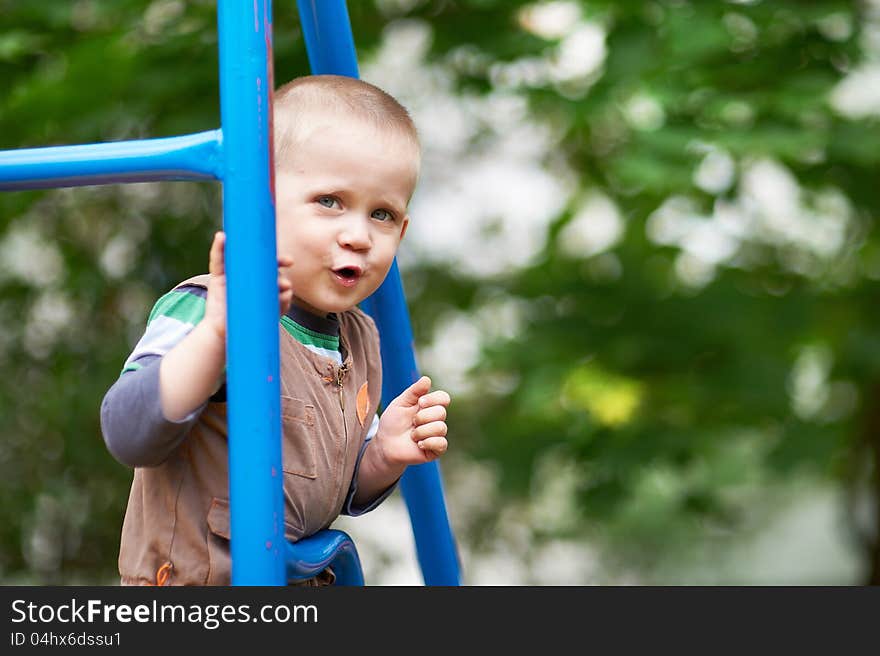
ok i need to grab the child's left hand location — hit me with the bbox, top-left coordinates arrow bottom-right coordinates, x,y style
375,376 -> 450,464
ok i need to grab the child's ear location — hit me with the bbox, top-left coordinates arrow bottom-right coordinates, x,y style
399,216 -> 410,241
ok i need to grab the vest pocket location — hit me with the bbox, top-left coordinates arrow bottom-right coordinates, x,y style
281,395 -> 317,479
205,497 -> 231,586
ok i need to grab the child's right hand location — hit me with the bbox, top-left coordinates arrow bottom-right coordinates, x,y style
204,231 -> 294,343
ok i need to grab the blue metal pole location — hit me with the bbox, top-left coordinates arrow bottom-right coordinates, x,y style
296,0 -> 462,586
218,0 -> 286,585
297,0 -> 359,78
359,266 -> 462,586
0,131 -> 222,191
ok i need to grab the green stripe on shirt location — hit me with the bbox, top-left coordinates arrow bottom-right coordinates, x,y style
124,287 -> 343,377
280,315 -> 340,351
121,361 -> 144,375
147,290 -> 206,327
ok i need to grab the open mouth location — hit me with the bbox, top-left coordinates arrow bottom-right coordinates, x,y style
332,266 -> 363,286
335,267 -> 359,280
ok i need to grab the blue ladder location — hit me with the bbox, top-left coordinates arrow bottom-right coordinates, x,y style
0,0 -> 460,586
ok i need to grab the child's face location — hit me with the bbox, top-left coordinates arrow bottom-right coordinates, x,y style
275,119 -> 415,316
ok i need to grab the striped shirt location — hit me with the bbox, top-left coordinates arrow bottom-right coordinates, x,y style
106,283 -> 380,464
123,285 -> 350,373
101,282 -> 390,517
120,285 -> 379,440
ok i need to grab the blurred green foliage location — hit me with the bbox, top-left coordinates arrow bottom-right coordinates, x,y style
1,0 -> 879,583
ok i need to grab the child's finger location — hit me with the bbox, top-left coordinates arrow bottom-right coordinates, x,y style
393,376 -> 432,409
417,389 -> 451,409
209,231 -> 226,277
416,436 -> 448,455
278,276 -> 293,314
413,405 -> 446,427
412,421 -> 447,442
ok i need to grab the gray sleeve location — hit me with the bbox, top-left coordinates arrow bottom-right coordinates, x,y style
340,416 -> 400,516
100,358 -> 206,468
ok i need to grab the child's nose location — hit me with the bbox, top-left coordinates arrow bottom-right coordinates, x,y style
338,216 -> 371,250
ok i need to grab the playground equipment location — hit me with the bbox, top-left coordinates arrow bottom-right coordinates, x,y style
0,0 -> 460,586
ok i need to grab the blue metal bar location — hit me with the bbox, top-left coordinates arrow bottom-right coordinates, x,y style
218,0 -> 286,585
0,131 -> 222,191
286,529 -> 365,586
360,265 -> 462,585
297,0 -> 462,586
297,0 -> 359,78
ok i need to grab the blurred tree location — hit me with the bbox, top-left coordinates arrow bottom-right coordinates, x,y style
0,0 -> 878,583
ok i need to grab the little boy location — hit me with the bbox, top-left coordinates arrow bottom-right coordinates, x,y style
100,75 -> 450,586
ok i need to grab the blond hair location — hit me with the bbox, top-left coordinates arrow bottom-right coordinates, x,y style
273,75 -> 420,179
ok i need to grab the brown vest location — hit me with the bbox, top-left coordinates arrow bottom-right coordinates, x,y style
118,275 -> 382,585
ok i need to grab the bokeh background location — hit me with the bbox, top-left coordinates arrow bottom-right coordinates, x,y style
2,0 -> 880,585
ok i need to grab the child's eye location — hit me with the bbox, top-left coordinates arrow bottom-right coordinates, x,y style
317,196 -> 339,209
371,209 -> 393,222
